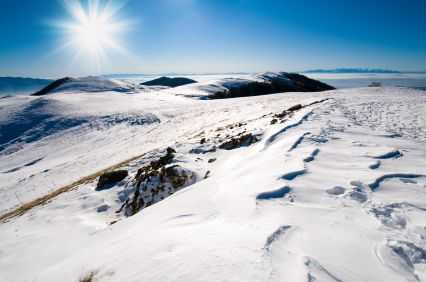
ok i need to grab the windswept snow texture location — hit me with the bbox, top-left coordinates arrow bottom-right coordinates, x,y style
0,86 -> 426,282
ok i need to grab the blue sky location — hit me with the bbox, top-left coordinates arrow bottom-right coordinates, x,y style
1,0 -> 425,77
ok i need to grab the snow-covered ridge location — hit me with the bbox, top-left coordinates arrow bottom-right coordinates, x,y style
32,76 -> 138,95
30,72 -> 334,98
168,71 -> 335,98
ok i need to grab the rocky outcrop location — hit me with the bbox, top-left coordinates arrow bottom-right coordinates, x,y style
123,147 -> 197,216
96,170 -> 128,190
141,77 -> 197,88
219,133 -> 261,150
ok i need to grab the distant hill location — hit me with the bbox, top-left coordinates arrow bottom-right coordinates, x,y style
0,77 -> 53,95
304,68 -> 401,74
170,72 -> 335,99
31,76 -> 135,96
141,77 -> 197,87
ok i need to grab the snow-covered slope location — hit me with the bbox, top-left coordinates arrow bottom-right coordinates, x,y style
31,76 -> 138,96
0,86 -> 425,282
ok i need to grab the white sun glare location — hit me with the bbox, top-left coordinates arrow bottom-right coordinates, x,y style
58,0 -> 130,71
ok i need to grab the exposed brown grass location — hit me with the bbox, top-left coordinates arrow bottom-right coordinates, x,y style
0,151 -> 149,223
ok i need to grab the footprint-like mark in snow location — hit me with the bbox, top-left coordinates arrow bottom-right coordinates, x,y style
281,169 -> 307,181
326,186 -> 346,196
305,257 -> 343,282
256,186 -> 291,200
264,225 -> 291,251
369,174 -> 424,191
369,160 -> 381,169
304,148 -> 320,163
377,240 -> 426,281
288,132 -> 311,152
264,111 -> 313,147
346,181 -> 368,203
370,205 -> 407,229
371,149 -> 403,160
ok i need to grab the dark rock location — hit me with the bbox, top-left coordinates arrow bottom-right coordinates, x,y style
125,164 -> 196,216
270,119 -> 278,125
219,133 -> 261,150
32,77 -> 73,96
96,170 -> 128,190
189,145 -> 217,154
141,77 -> 197,88
208,158 -> 216,163
287,104 -> 303,112
274,104 -> 303,119
200,138 -> 206,144
150,147 -> 176,170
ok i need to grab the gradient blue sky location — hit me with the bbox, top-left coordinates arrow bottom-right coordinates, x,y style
1,0 -> 425,78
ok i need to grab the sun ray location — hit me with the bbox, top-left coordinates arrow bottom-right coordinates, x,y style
55,0 -> 130,74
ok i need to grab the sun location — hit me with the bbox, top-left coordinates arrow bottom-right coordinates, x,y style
58,0 -> 130,69
71,9 -> 115,55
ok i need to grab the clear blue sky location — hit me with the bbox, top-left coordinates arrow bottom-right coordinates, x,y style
1,0 -> 425,78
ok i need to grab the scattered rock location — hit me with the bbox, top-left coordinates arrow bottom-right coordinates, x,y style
96,170 -> 128,190
189,145 -> 217,154
270,118 -> 278,125
287,104 -> 303,112
274,104 -> 303,119
219,133 -> 261,150
208,158 -> 216,163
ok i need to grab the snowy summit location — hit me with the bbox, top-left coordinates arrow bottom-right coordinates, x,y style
0,74 -> 425,281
